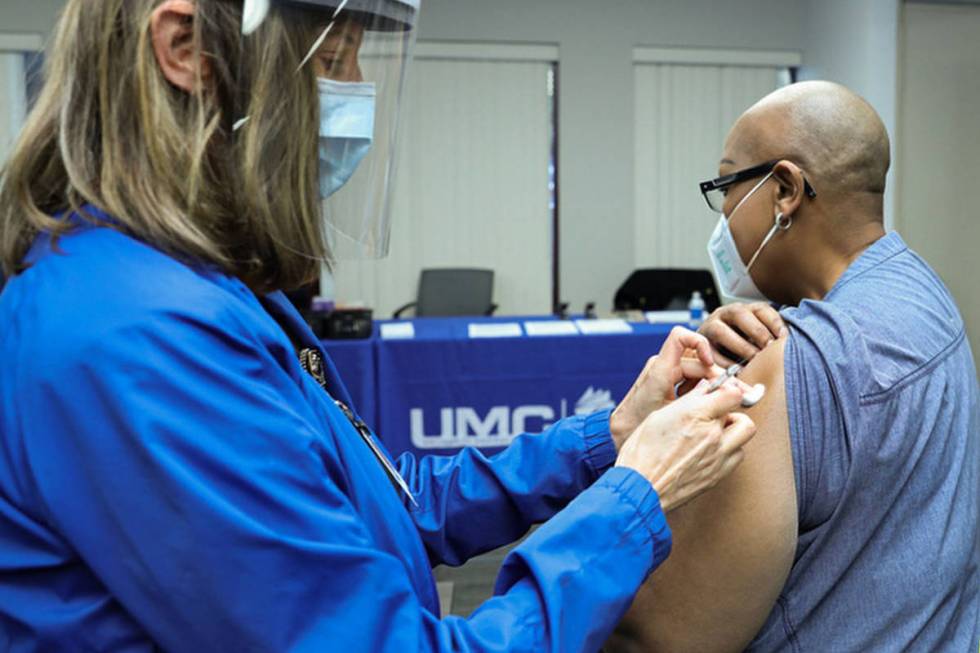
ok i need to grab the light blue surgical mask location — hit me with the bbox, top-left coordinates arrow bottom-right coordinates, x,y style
318,78 -> 377,199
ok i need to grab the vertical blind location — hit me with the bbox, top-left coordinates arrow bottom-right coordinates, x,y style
330,54 -> 555,317
0,52 -> 28,164
633,63 -> 785,273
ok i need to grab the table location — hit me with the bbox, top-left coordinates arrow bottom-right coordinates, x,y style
323,317 -> 678,458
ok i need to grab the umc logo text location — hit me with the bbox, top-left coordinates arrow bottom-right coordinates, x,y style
409,387 -> 617,450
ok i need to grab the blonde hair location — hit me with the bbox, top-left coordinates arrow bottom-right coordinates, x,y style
0,0 -> 328,292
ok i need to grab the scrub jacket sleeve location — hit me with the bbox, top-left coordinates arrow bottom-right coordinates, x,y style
23,307 -> 671,652
399,410 -> 620,566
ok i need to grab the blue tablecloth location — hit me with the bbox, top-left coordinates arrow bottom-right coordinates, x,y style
323,317 -> 677,458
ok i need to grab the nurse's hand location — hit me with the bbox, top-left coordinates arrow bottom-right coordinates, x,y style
610,327 -> 719,451
615,382 -> 756,512
699,302 -> 787,368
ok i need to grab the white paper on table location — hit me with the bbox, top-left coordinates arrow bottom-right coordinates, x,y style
523,321 -> 580,337
468,322 -> 524,339
645,310 -> 691,325
574,318 -> 633,335
380,322 -> 416,340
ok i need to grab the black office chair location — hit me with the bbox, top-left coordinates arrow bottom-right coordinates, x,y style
613,268 -> 721,313
393,268 -> 498,318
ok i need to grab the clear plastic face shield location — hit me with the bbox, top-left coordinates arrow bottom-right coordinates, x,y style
241,0 -> 420,260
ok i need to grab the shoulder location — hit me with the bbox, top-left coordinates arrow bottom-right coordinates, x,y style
779,296 -> 880,407
611,337 -> 797,653
781,236 -> 966,398
1,225 -> 271,384
781,299 -> 860,355
26,224 -> 247,315
0,225 -> 326,518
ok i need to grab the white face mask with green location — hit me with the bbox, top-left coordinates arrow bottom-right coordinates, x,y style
707,172 -> 792,302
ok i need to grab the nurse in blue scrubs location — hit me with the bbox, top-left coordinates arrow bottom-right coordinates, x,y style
0,1 -> 756,650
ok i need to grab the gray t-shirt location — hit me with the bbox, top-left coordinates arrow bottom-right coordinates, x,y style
748,232 -> 979,651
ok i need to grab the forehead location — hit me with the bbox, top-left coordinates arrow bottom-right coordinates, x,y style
317,14 -> 366,33
721,111 -> 778,169
316,15 -> 365,46
720,121 -> 753,169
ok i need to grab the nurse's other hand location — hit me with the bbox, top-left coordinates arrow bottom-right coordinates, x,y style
698,302 -> 787,368
610,327 -> 716,452
615,381 -> 756,512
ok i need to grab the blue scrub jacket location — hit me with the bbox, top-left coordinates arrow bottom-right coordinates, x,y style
0,207 -> 672,652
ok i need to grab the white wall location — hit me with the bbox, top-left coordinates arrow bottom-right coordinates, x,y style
1,0 -> 807,313
797,0 -> 980,367
897,2 -> 980,369
0,1 -> 65,35
0,53 -> 27,163
0,1 -> 814,311
334,53 -> 556,316
798,0 -> 901,229
633,59 -> 788,275
416,0 -> 805,312
3,1 -> 973,354
0,3 -> 63,162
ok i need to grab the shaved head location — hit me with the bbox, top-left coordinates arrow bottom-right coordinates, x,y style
728,81 -> 890,196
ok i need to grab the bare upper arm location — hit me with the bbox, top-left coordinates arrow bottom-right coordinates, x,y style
607,337 -> 798,653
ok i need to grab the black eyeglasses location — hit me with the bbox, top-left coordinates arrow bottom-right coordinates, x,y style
699,160 -> 817,213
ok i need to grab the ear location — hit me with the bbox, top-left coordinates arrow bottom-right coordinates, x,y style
151,0 -> 205,93
771,160 -> 806,218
